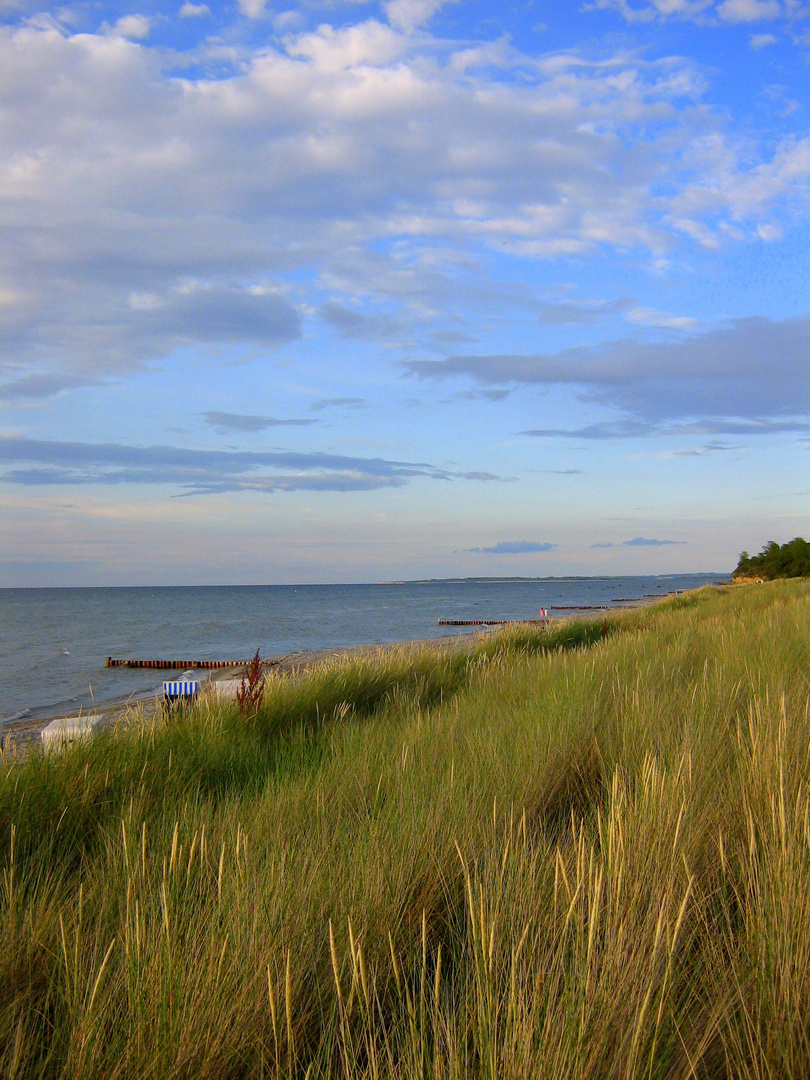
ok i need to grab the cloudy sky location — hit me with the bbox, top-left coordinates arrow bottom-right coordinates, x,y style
1,0 -> 808,585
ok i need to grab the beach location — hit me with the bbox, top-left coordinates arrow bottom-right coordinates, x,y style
1,629 -> 492,757
0,575 -> 725,738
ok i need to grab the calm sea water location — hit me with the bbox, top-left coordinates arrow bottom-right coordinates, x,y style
0,576 -> 727,724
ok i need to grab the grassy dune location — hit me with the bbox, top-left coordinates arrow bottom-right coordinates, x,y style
2,582 -> 810,1078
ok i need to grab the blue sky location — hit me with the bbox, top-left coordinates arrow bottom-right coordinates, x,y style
1,0 -> 809,585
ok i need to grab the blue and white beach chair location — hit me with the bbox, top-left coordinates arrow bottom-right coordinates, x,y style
163,680 -> 199,706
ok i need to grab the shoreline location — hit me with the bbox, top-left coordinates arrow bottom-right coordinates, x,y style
2,583 -> 726,758
1,627 -> 492,757
0,575 -> 727,746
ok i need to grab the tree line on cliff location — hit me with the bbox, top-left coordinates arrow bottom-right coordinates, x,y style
734,536 -> 810,580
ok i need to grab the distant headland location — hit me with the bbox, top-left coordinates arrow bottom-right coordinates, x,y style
381,573 -> 724,585
733,537 -> 810,581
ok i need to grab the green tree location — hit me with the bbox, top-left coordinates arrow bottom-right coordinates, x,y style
733,538 -> 810,580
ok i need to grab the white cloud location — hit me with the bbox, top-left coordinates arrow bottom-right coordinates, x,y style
666,133 -> 810,246
750,31 -> 778,44
717,0 -> 781,21
179,3 -> 210,18
588,0 -> 713,20
384,0 -> 455,33
285,20 -> 404,72
651,0 -> 714,13
238,0 -> 268,18
0,18 -> 807,396
111,15 -> 151,39
595,0 -> 792,19
762,83 -> 800,116
626,306 -> 699,329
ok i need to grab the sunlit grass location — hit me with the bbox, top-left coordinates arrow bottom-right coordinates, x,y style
2,582 -> 810,1077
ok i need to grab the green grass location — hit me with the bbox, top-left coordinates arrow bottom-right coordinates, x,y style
2,582 -> 810,1077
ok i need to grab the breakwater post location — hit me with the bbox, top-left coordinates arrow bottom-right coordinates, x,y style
437,618 -> 548,626
106,658 -> 249,669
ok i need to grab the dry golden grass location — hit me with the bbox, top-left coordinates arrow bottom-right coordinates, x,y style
1,582 -> 810,1077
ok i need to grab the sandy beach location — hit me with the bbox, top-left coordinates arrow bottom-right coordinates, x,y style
1,629 -> 491,758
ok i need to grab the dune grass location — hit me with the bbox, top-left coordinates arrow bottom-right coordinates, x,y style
2,582 -> 810,1077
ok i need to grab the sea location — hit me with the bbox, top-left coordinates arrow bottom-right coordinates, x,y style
0,575 -> 727,726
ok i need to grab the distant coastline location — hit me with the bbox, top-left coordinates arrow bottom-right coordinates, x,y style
382,573 -> 727,585
2,572 -> 729,591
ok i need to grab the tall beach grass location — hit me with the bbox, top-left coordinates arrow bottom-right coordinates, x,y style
1,582 -> 810,1077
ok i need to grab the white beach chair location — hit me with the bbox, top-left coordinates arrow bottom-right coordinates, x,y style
211,679 -> 241,701
41,713 -> 108,751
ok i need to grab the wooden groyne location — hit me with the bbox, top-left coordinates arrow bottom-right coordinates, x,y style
549,604 -> 612,611
106,658 -> 249,670
437,618 -> 547,626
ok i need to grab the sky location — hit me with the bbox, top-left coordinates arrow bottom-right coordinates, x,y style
1,0 -> 809,585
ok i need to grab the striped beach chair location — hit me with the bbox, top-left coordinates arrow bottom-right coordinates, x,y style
163,680 -> 199,707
